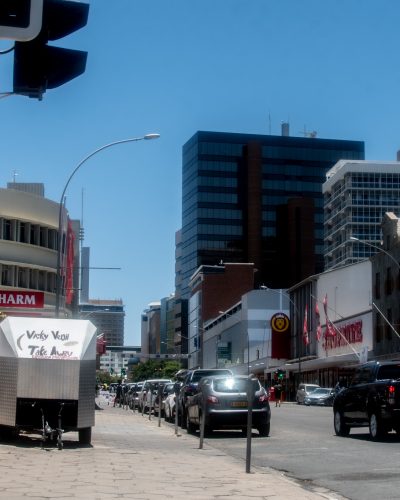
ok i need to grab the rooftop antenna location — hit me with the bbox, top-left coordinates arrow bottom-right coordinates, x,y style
268,112 -> 271,135
299,125 -> 317,138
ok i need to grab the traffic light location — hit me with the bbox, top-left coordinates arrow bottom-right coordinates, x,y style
0,0 -> 43,41
275,369 -> 284,380
13,0 -> 89,99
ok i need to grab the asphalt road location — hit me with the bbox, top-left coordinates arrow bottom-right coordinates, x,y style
197,403 -> 400,500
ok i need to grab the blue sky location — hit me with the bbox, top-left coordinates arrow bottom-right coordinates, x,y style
0,1 -> 399,345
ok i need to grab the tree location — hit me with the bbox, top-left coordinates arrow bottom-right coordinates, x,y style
96,370 -> 119,385
130,359 -> 182,381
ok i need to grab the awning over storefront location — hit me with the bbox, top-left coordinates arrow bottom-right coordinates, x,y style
277,351 -> 362,373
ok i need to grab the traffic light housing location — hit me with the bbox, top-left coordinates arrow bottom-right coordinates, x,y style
0,0 -> 43,41
275,369 -> 284,380
13,0 -> 89,99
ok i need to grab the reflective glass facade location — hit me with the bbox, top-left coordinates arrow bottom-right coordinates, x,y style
181,131 -> 364,298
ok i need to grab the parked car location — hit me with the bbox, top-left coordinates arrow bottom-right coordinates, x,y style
296,383 -> 320,404
138,379 -> 172,413
304,387 -> 335,406
185,375 -> 271,436
179,368 -> 233,428
333,361 -> 400,440
154,382 -> 176,417
127,382 -> 143,409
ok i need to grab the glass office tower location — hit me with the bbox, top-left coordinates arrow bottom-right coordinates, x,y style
180,131 -> 364,298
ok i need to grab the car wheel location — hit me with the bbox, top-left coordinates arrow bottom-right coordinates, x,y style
369,412 -> 387,440
257,422 -> 270,437
334,410 -> 350,437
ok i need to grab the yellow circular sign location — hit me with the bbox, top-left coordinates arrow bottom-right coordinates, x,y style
271,313 -> 290,333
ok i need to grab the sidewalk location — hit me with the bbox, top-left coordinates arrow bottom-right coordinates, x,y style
0,400 -> 344,499
91,402 -> 342,500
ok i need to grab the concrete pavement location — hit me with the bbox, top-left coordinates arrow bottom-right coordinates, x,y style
0,400 -> 346,499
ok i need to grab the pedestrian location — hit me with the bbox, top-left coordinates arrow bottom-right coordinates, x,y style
113,380 -> 123,407
274,383 -> 282,407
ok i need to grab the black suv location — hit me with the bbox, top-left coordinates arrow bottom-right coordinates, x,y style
178,368 -> 232,428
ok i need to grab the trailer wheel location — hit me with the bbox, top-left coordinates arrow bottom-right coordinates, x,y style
79,427 -> 92,445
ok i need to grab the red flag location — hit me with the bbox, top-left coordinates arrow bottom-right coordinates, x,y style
322,293 -> 336,338
323,293 -> 328,317
303,304 -> 309,345
315,302 -> 322,342
65,220 -> 75,305
325,319 -> 337,337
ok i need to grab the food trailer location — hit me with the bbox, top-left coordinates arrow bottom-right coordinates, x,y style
0,316 -> 97,448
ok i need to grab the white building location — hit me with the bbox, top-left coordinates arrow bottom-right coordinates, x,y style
0,184 -> 78,317
200,259 -> 373,397
323,160 -> 400,270
99,346 -> 141,377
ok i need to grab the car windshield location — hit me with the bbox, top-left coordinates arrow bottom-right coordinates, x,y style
311,388 -> 331,395
212,378 -> 261,393
305,385 -> 319,392
191,370 -> 231,383
150,381 -> 168,390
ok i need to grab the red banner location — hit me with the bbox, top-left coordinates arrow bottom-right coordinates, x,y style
271,312 -> 291,359
0,291 -> 44,308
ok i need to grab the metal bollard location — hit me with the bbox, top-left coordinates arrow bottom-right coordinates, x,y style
149,387 -> 153,421
158,386 -> 162,427
199,394 -> 206,449
245,376 -> 254,473
174,384 -> 180,435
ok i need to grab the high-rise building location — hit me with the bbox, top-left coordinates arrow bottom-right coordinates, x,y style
180,131 -> 364,298
79,299 -> 125,346
140,301 -> 161,359
323,160 -> 400,270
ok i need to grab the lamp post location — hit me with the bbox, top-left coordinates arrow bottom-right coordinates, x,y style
350,237 -> 400,343
350,236 -> 400,269
54,133 -> 160,317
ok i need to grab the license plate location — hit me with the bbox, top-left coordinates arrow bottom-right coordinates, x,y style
231,401 -> 247,407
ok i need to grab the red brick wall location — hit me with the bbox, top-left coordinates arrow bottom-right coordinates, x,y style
192,264 -> 255,322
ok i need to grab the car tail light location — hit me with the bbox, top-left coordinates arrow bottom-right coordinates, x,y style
388,385 -> 396,404
207,395 -> 219,404
258,394 -> 269,403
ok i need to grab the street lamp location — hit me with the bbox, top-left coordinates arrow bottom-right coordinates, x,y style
350,237 -> 400,342
54,133 -> 160,317
350,236 -> 400,269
